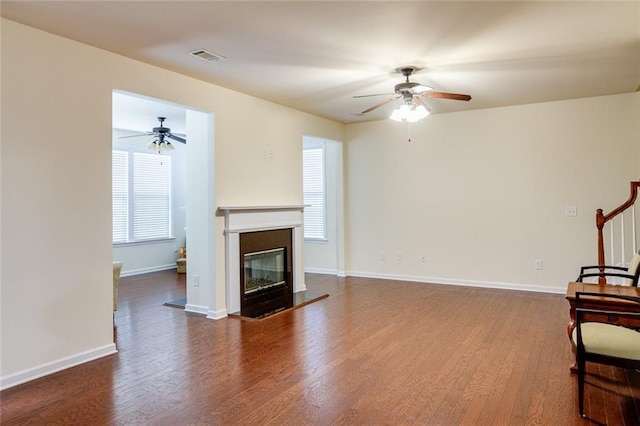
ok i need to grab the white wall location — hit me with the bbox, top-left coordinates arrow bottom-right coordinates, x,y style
112,129 -> 187,276
344,93 -> 640,293
0,19 -> 344,388
184,110 -> 218,318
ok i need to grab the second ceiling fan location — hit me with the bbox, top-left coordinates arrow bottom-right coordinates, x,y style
120,116 -> 186,152
355,67 -> 472,116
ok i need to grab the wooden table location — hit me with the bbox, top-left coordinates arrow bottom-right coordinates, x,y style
565,282 -> 640,371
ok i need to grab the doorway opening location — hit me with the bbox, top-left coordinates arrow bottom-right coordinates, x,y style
111,90 -> 215,323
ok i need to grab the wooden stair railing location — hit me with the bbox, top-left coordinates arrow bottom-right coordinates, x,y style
595,180 -> 640,285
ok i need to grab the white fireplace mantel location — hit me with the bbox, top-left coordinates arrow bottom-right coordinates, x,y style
219,205 -> 306,314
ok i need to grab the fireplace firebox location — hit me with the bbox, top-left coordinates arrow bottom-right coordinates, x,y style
244,248 -> 286,294
239,228 -> 293,318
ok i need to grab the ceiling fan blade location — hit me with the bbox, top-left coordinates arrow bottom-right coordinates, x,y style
167,133 -> 187,144
425,91 -> 472,101
119,132 -> 154,139
358,96 -> 400,114
353,93 -> 396,99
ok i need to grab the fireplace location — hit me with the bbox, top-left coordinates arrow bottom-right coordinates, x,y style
240,228 -> 293,318
219,205 -> 306,318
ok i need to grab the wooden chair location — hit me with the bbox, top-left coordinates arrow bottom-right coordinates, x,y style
572,292 -> 640,417
576,250 -> 640,287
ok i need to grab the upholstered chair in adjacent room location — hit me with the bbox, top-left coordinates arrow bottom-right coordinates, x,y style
113,261 -> 123,311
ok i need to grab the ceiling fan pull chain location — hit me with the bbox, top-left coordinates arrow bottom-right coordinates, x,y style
407,122 -> 412,143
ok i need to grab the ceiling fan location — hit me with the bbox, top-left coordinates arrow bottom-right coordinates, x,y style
355,67 -> 472,117
120,116 -> 186,151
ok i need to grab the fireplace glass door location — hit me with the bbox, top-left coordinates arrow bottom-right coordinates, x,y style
243,248 -> 286,294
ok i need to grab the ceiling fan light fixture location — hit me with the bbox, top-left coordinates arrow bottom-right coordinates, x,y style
146,139 -> 175,153
146,139 -> 159,150
390,104 -> 430,123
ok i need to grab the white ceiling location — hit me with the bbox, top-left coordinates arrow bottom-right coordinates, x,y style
3,1 -> 639,124
112,91 -> 187,135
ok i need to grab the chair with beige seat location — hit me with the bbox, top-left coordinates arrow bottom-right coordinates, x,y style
572,292 -> 640,418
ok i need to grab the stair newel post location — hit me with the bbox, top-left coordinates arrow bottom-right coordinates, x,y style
596,208 -> 606,285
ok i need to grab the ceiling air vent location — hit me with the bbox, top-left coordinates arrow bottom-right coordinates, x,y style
190,49 -> 225,62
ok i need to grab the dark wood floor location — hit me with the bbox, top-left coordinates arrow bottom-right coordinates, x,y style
2,271 -> 639,425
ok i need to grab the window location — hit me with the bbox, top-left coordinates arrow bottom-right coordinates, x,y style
112,150 -> 173,244
303,140 -> 326,240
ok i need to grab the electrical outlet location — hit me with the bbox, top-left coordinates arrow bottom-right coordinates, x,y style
565,206 -> 577,217
420,255 -> 427,263
397,252 -> 403,262
534,259 -> 544,270
380,251 -> 386,261
193,274 -> 200,286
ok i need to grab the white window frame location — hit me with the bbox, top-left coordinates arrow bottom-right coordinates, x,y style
303,140 -> 327,242
112,149 -> 174,245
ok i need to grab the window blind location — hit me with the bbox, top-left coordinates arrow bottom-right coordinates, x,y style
303,143 -> 326,240
112,150 -> 173,244
132,153 -> 172,241
112,150 -> 129,243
